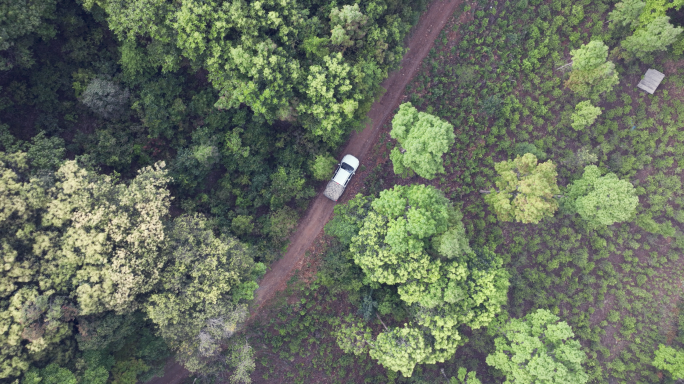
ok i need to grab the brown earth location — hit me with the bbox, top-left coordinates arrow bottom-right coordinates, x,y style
146,0 -> 463,382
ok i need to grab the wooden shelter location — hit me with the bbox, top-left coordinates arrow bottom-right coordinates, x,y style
637,69 -> 665,94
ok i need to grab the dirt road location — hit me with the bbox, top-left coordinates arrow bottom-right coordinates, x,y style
147,1 -> 462,382
252,0 -> 463,309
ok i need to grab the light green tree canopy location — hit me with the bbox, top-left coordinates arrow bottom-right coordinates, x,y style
335,185 -> 509,377
571,101 -> 602,131
330,4 -> 368,48
350,184 -> 453,286
311,153 -> 338,181
622,16 -> 683,61
653,344 -> 684,379
483,153 -> 560,224
638,0 -> 684,27
389,102 -> 455,180
565,41 -> 619,98
565,165 -> 639,226
486,309 -> 589,384
608,0 -> 645,29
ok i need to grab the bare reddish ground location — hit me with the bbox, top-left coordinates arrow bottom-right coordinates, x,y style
147,0 -> 464,382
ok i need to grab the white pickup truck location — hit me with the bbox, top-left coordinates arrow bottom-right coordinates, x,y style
323,154 -> 360,202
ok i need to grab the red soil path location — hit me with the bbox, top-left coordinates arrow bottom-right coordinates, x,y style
252,0 -> 463,312
146,0 -> 462,382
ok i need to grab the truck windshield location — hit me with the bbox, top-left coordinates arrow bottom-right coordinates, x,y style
340,162 -> 354,172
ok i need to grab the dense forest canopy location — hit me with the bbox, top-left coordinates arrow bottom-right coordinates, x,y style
0,0 -> 427,381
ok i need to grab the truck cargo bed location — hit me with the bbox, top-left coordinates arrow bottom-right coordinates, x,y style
324,181 -> 345,201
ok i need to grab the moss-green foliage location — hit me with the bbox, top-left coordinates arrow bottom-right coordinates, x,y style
486,309 -> 588,384
565,165 -> 639,226
565,41 -> 619,98
311,154 -> 338,181
330,185 -> 509,377
571,100 -> 602,131
389,102 -> 455,179
653,344 -> 684,379
484,154 -> 560,224
622,16 -> 683,61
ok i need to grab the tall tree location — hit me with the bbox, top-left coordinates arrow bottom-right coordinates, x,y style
335,185 -> 509,377
653,344 -> 684,380
483,153 -> 560,224
571,101 -> 602,131
565,41 -> 619,98
565,165 -> 639,226
486,309 -> 589,384
622,16 -> 683,61
389,102 -> 455,180
608,0 -> 645,29
145,214 -> 259,373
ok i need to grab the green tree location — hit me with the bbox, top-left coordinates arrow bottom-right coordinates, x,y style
389,102 -> 455,180
335,185 -> 509,377
231,215 -> 255,236
330,4 -> 368,48
486,309 -> 589,384
608,0 -> 645,29
653,344 -> 684,379
449,367 -> 482,384
622,16 -> 683,61
87,0 -> 420,144
565,41 -> 619,98
565,165 -> 639,226
22,363 -> 77,384
0,0 -> 57,71
311,153 -> 338,181
269,166 -> 314,209
145,214 -> 257,373
483,153 -> 560,224
571,101 -> 602,131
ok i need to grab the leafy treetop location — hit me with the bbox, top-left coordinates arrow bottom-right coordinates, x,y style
565,165 -> 639,226
389,102 -> 455,180
486,309 -> 589,384
571,101 -> 602,131
335,185 -> 509,377
483,153 -> 560,224
566,41 -> 619,98
653,344 -> 684,380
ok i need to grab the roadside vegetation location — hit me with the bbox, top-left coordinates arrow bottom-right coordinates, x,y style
4,0 -> 684,382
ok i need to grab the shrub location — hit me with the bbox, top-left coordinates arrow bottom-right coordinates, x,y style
311,154 -> 338,181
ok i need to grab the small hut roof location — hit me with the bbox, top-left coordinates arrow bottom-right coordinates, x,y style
637,69 -> 665,94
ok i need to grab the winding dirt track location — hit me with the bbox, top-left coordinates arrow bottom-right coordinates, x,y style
147,1 -> 461,382
252,0 -> 462,311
